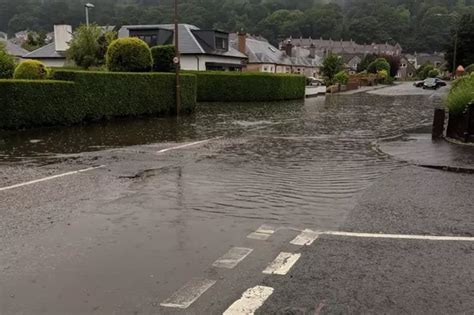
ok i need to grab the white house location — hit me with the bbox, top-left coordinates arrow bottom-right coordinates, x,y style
119,24 -> 247,71
23,25 -> 72,67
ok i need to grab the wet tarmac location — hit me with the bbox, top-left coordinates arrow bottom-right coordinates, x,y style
0,83 -> 462,314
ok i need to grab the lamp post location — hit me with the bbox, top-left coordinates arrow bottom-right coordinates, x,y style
85,3 -> 95,27
174,0 -> 181,115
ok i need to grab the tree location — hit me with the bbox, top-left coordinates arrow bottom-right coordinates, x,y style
67,24 -> 105,69
445,13 -> 474,72
379,54 -> 401,78
358,54 -> 377,72
0,42 -> 16,78
22,31 -> 46,52
321,53 -> 344,85
367,58 -> 390,74
416,62 -> 435,79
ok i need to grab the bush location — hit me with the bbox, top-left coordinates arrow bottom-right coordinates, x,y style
446,73 -> 474,115
367,58 -> 390,74
0,80 -> 80,128
428,68 -> 440,78
416,62 -> 435,80
13,60 -> 48,80
190,71 -> 305,102
321,53 -> 344,84
465,64 -> 474,74
106,37 -> 152,72
0,45 -> 15,78
334,70 -> 349,85
151,45 -> 176,72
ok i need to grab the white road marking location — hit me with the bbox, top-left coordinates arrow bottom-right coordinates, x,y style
156,137 -> 222,154
247,224 -> 276,240
0,165 -> 106,192
263,252 -> 301,275
223,286 -> 274,315
160,278 -> 216,309
212,247 -> 253,269
322,231 -> 474,242
290,229 -> 320,246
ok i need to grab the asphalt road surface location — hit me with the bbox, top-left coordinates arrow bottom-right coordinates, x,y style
1,83 -> 472,314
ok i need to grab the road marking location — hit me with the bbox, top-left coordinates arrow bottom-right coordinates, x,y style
0,165 -> 106,192
160,278 -> 216,309
157,137 -> 222,154
263,252 -> 301,275
247,225 -> 276,240
212,247 -> 253,269
322,231 -> 474,242
290,229 -> 320,246
223,286 -> 274,315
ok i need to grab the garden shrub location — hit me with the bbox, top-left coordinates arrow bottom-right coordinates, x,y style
428,68 -> 440,78
465,64 -> 474,74
0,44 -> 15,78
190,71 -> 305,102
334,70 -> 349,85
0,80 -> 80,128
106,37 -> 152,72
151,45 -> 176,72
13,60 -> 48,80
446,73 -> 474,115
367,58 -> 390,74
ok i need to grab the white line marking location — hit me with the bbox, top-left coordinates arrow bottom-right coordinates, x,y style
290,229 -> 320,246
223,286 -> 274,315
0,165 -> 106,192
247,225 -> 276,240
160,278 -> 216,309
157,137 -> 222,154
212,247 -> 253,269
322,231 -> 474,242
263,252 -> 301,275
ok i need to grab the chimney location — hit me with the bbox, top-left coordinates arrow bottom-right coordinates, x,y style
285,39 -> 293,57
309,43 -> 316,59
54,24 -> 72,52
238,31 -> 247,55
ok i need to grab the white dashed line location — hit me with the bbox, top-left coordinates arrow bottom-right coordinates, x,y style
156,137 -> 222,154
247,225 -> 276,240
160,278 -> 216,309
322,231 -> 474,242
263,252 -> 301,275
0,165 -> 106,192
212,247 -> 254,269
223,286 -> 274,315
290,229 -> 320,246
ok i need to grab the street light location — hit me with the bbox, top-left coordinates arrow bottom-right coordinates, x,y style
436,13 -> 460,77
174,0 -> 181,115
85,3 -> 95,27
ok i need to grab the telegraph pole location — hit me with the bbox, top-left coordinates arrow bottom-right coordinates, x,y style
174,0 -> 181,115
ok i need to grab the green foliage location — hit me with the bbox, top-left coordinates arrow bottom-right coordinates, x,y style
21,31 -> 46,52
106,37 -> 152,72
0,43 -> 15,78
367,58 -> 390,74
190,71 -> 305,102
446,73 -> 474,114
67,24 -> 111,69
321,53 -> 344,85
13,59 -> 48,80
0,80 -> 79,128
428,68 -> 440,78
445,13 -> 474,72
379,54 -> 401,78
334,70 -> 349,85
465,64 -> 474,74
357,54 -> 377,73
416,62 -> 435,80
151,45 -> 176,73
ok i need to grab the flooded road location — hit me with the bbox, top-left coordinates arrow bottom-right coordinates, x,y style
0,83 -> 448,314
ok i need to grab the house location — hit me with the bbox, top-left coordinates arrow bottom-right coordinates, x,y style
397,55 -> 417,80
231,33 -> 321,77
281,37 -> 403,57
341,53 -> 363,74
0,38 -> 29,60
415,53 -> 446,70
119,24 -> 247,71
23,25 -> 72,67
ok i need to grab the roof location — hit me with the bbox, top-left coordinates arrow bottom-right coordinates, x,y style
23,42 -> 65,59
0,39 -> 29,57
119,24 -> 246,59
416,53 -> 446,66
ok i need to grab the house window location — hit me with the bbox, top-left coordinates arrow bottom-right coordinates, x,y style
136,35 -> 158,47
263,66 -> 268,72
215,37 -> 228,51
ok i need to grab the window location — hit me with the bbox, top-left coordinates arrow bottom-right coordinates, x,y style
263,66 -> 268,72
215,37 -> 228,51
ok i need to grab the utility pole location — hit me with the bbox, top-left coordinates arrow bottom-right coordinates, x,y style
452,28 -> 459,77
174,0 -> 181,115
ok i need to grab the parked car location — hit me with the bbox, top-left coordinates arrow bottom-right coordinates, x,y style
423,78 -> 447,90
413,80 -> 425,88
308,77 -> 324,86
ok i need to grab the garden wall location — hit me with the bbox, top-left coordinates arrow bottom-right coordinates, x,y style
191,72 -> 306,102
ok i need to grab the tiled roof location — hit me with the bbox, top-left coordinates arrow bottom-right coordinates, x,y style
0,39 -> 29,57
24,42 -> 65,59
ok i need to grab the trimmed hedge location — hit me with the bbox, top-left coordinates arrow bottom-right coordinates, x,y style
0,80 -> 80,128
0,70 -> 196,129
191,72 -> 306,102
106,37 -> 153,72
14,60 -> 49,80
151,45 -> 176,72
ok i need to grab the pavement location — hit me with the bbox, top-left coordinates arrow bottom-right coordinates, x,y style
0,82 -> 473,314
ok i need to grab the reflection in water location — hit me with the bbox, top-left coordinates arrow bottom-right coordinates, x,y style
0,93 -> 435,227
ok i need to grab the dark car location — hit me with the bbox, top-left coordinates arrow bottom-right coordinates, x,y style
414,80 -> 425,88
423,78 -> 447,90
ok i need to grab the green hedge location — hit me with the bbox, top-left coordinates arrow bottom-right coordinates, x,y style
0,70 -> 196,129
0,80 -> 80,129
191,72 -> 306,102
52,70 -> 196,120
